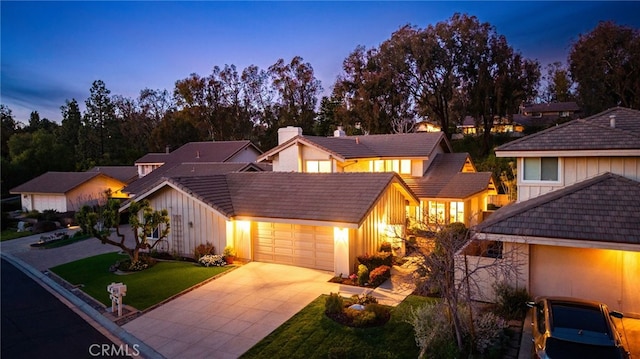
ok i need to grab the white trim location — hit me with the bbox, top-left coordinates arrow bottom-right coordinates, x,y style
519,157 -> 563,186
233,215 -> 358,229
475,232 -> 640,252
497,149 -> 640,158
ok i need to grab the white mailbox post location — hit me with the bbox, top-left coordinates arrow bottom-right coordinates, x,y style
107,282 -> 127,317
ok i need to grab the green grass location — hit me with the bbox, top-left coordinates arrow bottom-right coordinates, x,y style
241,294 -> 435,359
0,229 -> 35,241
51,252 -> 232,310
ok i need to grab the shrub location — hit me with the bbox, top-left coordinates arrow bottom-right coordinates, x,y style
32,220 -> 57,234
379,241 -> 392,253
493,282 -> 531,320
116,256 -> 157,272
42,209 -> 60,222
407,302 -> 453,357
198,254 -> 226,267
25,210 -> 42,220
369,265 -> 391,286
352,310 -> 377,327
325,292 -> 344,315
364,303 -> 389,321
194,242 -> 215,260
357,264 -> 369,286
473,311 -> 508,354
356,252 -> 393,271
351,293 -> 378,305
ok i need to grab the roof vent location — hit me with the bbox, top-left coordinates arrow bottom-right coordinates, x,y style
196,150 -> 200,158
609,115 -> 616,128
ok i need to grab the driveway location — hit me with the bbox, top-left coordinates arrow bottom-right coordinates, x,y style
123,262 -> 352,359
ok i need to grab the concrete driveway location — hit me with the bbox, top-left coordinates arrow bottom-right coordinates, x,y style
123,262 -> 341,359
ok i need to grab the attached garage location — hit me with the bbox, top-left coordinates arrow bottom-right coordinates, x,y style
253,222 -> 334,271
530,245 -> 640,314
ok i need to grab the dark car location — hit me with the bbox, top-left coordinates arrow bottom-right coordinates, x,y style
528,296 -> 630,359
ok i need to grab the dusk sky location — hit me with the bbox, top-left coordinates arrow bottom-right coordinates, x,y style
2,1 -> 640,123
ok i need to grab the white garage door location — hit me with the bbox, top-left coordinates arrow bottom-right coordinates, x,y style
530,245 -> 640,314
33,195 -> 67,212
253,222 -> 334,271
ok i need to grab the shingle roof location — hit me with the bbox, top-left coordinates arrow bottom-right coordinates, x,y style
10,172 -> 103,194
260,132 -> 451,161
475,173 -> 640,244
497,107 -> 640,152
162,172 -> 416,225
135,141 -> 260,164
124,162 -> 264,195
87,166 -> 138,184
404,153 -> 493,199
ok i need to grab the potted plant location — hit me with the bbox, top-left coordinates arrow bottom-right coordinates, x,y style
223,246 -> 236,264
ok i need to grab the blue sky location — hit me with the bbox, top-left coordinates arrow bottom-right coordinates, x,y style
2,1 -> 640,123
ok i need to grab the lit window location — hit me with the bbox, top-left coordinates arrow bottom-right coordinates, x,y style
400,160 -> 411,174
306,160 -> 331,173
523,158 -> 558,181
428,201 -> 445,224
373,160 -> 384,172
450,201 -> 464,223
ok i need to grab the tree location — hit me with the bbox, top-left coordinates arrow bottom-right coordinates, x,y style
76,199 -> 170,264
569,21 -> 640,115
59,99 -> 83,168
80,80 -> 119,167
1,104 -> 18,160
268,56 -> 322,136
539,62 -> 575,103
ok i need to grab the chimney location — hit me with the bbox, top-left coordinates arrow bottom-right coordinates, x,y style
278,126 -> 303,145
333,126 -> 346,137
609,115 -> 616,128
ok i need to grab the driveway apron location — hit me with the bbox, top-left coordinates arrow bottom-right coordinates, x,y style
123,262 -> 338,359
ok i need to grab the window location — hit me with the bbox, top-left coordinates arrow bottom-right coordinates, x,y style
523,157 -> 559,181
306,160 -> 331,173
369,159 -> 412,174
462,240 -> 503,259
147,226 -> 160,240
428,201 -> 445,224
450,201 -> 464,223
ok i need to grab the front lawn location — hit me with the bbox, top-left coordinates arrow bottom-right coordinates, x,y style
0,229 -> 34,242
51,252 -> 232,310
241,294 -> 435,359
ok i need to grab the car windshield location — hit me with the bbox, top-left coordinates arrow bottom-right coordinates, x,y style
546,338 -> 624,359
551,303 -> 609,334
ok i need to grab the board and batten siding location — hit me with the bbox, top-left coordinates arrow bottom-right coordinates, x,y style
145,186 -> 228,257
351,184 -> 407,272
518,156 -> 640,202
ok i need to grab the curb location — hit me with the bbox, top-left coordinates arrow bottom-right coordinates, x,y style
1,252 -> 165,359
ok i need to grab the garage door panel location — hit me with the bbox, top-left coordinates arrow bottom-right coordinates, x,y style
254,222 -> 334,271
531,245 -> 639,314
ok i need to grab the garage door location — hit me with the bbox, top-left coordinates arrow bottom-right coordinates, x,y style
33,195 -> 66,212
530,245 -> 640,314
253,222 -> 334,271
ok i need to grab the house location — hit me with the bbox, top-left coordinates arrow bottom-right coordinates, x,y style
513,101 -> 580,132
120,172 -> 418,275
10,166 -> 137,212
258,127 -> 496,229
134,140 -> 262,178
126,141 -> 266,197
456,116 -> 524,137
467,107 -> 640,315
415,120 -> 442,133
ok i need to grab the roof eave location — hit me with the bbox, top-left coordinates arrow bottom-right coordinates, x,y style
496,149 -> 640,157
475,232 -> 640,252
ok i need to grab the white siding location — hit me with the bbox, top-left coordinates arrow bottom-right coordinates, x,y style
518,156 -> 640,202
272,145 -> 300,172
145,187 -> 228,257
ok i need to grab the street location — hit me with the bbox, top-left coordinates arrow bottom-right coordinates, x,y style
1,258 -> 132,359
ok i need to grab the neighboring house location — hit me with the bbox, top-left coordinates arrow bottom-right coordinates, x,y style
120,172 -> 418,275
466,107 -> 640,315
258,127 -> 495,229
456,116 -> 524,137
415,120 -> 442,133
126,141 -> 265,197
514,101 -> 580,131
134,141 -> 262,178
10,166 -> 137,212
